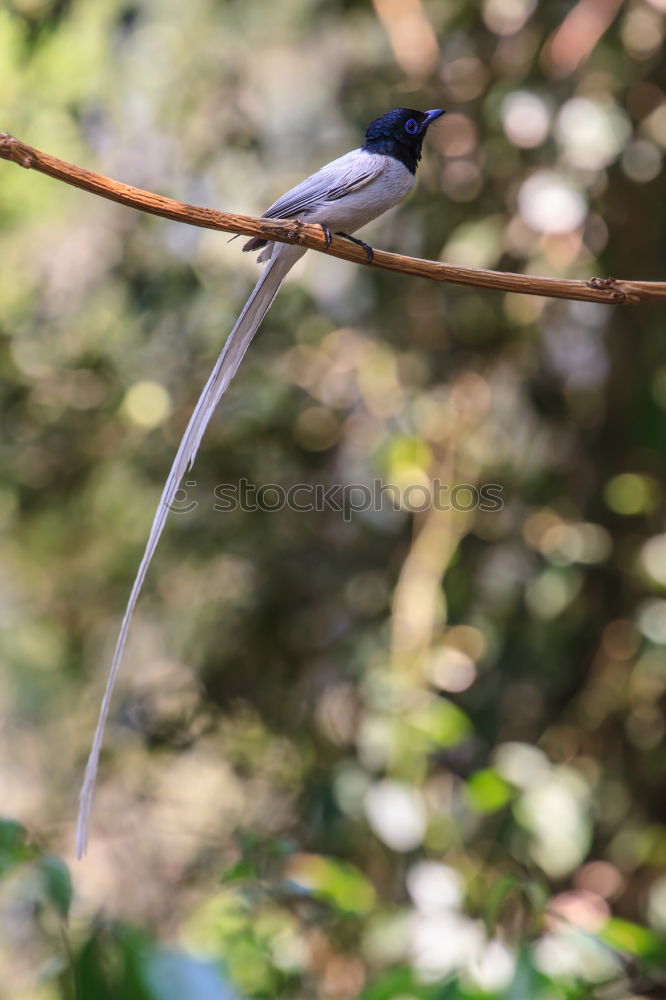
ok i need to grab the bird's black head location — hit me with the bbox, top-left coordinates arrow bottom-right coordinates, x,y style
362,108 -> 445,174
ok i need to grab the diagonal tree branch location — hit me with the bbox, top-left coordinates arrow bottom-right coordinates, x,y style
2,131 -> 665,306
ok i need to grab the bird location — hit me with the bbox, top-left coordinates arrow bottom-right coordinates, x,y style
75,107 -> 445,856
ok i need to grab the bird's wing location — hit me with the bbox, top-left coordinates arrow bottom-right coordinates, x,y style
261,150 -> 387,220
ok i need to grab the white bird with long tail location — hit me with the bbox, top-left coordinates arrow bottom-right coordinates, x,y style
76,107 -> 445,856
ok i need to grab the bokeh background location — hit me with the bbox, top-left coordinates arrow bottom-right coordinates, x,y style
2,0 -> 666,997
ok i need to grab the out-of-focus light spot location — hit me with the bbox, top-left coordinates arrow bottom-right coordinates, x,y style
503,214 -> 539,256
622,5 -> 665,58
641,534 -> 666,586
518,171 -> 586,234
465,768 -> 512,813
409,697 -> 472,749
12,621 -> 66,672
493,741 -> 550,789
464,941 -> 516,993
357,343 -> 404,418
636,599 -> 666,644
621,139 -> 663,182
575,860 -> 625,900
541,231 -> 584,273
365,780 -> 427,852
357,715 -> 393,771
411,911 -> 484,981
555,99 -> 630,170
446,624 -> 486,661
121,380 -> 171,429
526,567 -> 581,620
647,874 -> 666,931
435,114 -> 478,157
293,406 -> 340,451
628,653 -> 666,702
428,646 -> 477,693
441,57 -> 489,102
442,217 -> 503,269
372,0 -> 440,79
362,911 -> 411,965
625,703 -> 664,750
541,0 -> 624,78
31,368 -> 107,412
464,940 -> 516,993
334,765 -> 371,818
540,521 -> 612,565
315,683 -> 356,746
450,371 -> 493,423
440,159 -> 483,202
604,473 -> 659,515
643,104 -> 666,148
386,434 -> 432,494
406,861 -> 463,913
516,767 -> 591,877
601,619 -> 640,661
503,292 -> 546,324
547,890 -> 609,932
501,91 -> 551,148
534,930 -> 621,982
482,0 -> 536,36
323,954 -> 366,996
271,928 -> 309,972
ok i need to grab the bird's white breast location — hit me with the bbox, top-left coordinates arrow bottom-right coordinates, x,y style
307,150 -> 415,234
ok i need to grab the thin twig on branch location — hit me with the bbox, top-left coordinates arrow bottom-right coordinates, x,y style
2,131 -> 665,306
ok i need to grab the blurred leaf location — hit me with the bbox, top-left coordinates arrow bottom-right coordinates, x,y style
38,853 -> 72,919
286,853 -> 376,914
220,860 -> 257,885
482,874 -> 522,935
358,965 -> 429,1000
599,917 -> 666,960
74,933 -> 126,1000
0,818 -> 34,876
410,697 -> 472,749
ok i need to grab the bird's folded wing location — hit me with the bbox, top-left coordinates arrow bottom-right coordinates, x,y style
261,150 -> 386,220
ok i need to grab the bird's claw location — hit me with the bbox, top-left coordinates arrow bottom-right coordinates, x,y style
320,224 -> 333,248
336,232 -> 374,263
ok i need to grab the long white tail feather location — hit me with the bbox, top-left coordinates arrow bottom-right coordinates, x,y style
76,242 -> 305,857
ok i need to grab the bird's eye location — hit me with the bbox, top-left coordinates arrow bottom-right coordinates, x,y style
404,118 -> 419,135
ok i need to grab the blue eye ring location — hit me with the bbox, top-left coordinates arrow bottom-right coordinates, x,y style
404,118 -> 419,135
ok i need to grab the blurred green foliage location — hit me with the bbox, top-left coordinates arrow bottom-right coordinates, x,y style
2,0 -> 666,997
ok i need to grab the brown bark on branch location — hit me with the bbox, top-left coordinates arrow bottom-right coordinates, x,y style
2,131 -> 665,306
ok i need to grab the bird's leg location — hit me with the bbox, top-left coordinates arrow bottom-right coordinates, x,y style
335,232 -> 374,263
320,223 -> 333,248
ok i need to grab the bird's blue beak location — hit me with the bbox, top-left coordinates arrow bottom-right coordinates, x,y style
422,109 -> 445,130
